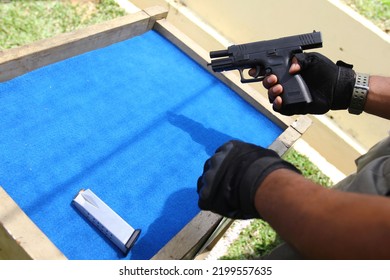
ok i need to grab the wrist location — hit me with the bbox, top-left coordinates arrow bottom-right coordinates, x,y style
240,158 -> 301,218
332,65 -> 356,110
348,72 -> 370,115
254,168 -> 304,218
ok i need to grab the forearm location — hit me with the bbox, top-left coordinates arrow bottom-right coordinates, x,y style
364,75 -> 390,119
255,169 -> 390,259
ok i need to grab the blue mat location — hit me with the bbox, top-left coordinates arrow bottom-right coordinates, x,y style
0,30 -> 282,259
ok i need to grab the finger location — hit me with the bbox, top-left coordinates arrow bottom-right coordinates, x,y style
272,96 -> 283,112
268,84 -> 283,102
289,57 -> 301,74
248,67 -> 267,78
248,68 -> 257,77
262,74 -> 278,89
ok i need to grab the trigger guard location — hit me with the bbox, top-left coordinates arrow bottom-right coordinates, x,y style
238,67 -> 265,83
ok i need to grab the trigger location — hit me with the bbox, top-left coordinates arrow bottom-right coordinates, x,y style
254,66 -> 262,78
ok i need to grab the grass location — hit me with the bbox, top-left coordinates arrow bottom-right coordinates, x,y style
219,220 -> 283,260
343,0 -> 390,33
282,148 -> 333,188
220,148 -> 333,260
0,0 -> 125,50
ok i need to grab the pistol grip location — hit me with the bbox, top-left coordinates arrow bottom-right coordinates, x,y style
280,73 -> 313,105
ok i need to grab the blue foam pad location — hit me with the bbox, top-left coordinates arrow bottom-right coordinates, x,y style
0,30 -> 282,259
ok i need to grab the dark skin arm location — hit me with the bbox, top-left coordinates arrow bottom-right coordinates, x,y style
250,59 -> 390,259
255,169 -> 390,259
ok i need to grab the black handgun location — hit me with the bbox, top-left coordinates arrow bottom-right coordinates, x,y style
208,31 -> 322,106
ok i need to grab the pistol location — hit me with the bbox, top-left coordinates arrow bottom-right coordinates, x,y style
208,31 -> 322,106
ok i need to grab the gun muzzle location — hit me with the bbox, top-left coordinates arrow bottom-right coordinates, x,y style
208,57 -> 236,72
209,49 -> 230,59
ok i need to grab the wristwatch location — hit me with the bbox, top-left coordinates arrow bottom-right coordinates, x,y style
348,72 -> 370,115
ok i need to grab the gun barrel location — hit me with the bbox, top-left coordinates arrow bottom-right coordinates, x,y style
208,57 -> 235,72
210,49 -> 230,58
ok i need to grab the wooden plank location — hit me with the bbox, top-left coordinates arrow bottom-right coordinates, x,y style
152,211 -> 222,260
0,224 -> 31,260
269,116 -> 312,156
0,187 -> 67,260
144,6 -> 169,29
0,8 -> 168,82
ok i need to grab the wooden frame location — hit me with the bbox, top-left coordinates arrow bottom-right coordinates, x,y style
0,6 -> 311,260
0,6 -> 167,82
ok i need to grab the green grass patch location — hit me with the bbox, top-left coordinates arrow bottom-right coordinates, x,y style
219,220 -> 282,260
343,0 -> 390,33
282,148 -> 333,188
0,0 -> 125,50
220,148 -> 333,260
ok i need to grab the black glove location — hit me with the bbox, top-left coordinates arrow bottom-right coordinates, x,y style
197,140 -> 301,219
280,52 -> 356,116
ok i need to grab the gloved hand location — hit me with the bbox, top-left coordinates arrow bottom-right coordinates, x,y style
271,52 -> 356,116
197,140 -> 301,219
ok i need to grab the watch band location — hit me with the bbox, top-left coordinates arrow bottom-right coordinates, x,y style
348,72 -> 369,115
